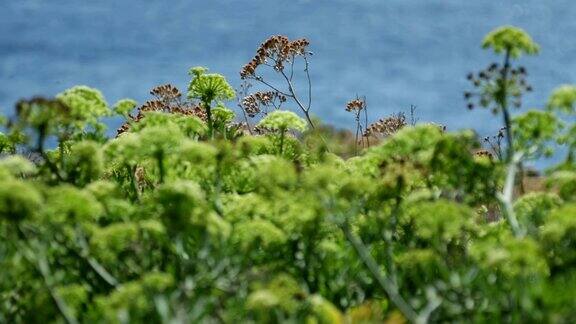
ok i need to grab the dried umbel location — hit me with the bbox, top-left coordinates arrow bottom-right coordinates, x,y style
345,99 -> 365,112
150,84 -> 182,102
364,113 -> 407,137
140,100 -> 166,112
116,84 -> 205,137
240,35 -> 310,79
464,63 -> 532,113
241,91 -> 287,117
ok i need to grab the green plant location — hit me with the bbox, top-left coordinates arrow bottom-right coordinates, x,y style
0,26 -> 575,324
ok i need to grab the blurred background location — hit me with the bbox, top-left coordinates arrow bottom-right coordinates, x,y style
1,0 -> 574,166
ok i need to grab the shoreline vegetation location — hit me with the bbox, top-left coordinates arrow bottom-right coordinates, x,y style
1,26 -> 575,323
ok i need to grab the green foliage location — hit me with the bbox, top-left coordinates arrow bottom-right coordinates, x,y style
471,232 -> 549,278
540,204 -> 576,269
547,171 -> 576,201
514,192 -> 563,235
513,110 -> 560,159
0,155 -> 37,178
1,26 -> 575,323
0,179 -> 42,222
405,200 -> 475,242
547,84 -> 576,114
56,85 -> 110,134
113,98 -> 138,117
92,272 -> 174,323
212,104 -> 236,124
482,25 -> 540,58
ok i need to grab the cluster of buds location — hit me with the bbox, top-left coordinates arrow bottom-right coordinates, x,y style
482,127 -> 506,160
483,127 -> 506,143
474,149 -> 494,159
464,63 -> 532,113
240,91 -> 286,117
240,35 -> 310,79
364,113 -> 407,137
345,98 -> 365,112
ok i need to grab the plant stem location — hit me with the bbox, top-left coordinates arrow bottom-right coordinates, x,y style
497,48 -> 525,237
279,129 -> 285,155
500,49 -> 514,163
204,101 -> 214,138
341,221 -> 419,323
499,152 -> 524,237
279,69 -> 316,130
157,151 -> 165,184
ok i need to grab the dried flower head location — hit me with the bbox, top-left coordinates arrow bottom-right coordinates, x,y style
241,91 -> 286,117
364,113 -> 407,137
150,84 -> 182,102
345,99 -> 365,112
240,36 -> 310,79
116,84 -> 207,136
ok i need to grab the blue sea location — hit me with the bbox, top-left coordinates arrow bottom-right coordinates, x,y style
1,0 -> 575,166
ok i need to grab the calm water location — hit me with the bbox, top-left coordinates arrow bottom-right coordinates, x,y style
1,0 -> 575,165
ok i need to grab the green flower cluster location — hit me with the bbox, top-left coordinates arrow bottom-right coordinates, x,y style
482,25 -> 540,58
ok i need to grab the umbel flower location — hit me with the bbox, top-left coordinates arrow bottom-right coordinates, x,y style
188,66 -> 235,104
56,85 -> 110,124
482,25 -> 540,59
257,110 -> 307,133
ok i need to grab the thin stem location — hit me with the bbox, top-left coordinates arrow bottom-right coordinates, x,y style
251,76 -> 291,98
304,55 -> 312,111
75,228 -> 119,287
341,221 -> 419,323
500,49 -> 514,163
289,54 -> 295,82
496,48 -> 525,237
204,102 -> 214,139
279,69 -> 316,129
354,114 -> 360,155
237,82 -> 253,135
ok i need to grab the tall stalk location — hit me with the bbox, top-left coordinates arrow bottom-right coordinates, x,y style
497,48 -> 523,237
